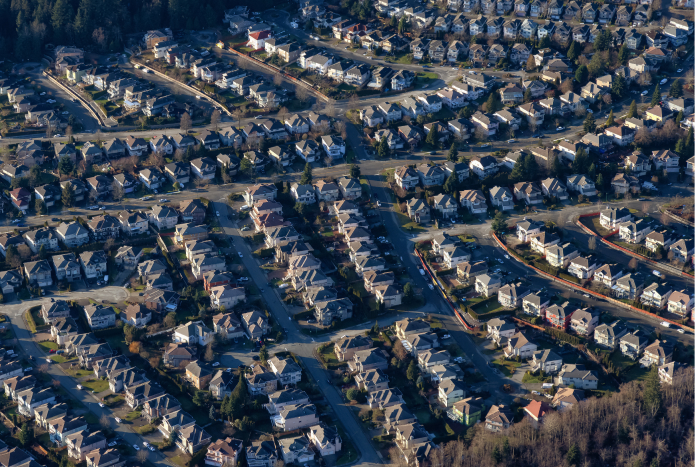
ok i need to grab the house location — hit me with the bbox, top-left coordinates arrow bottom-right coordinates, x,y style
406,198 -> 430,223
471,112 -> 499,137
498,282 -> 531,308
173,320 -> 214,346
24,260 -> 53,287
530,349 -> 563,374
79,250 -> 108,280
658,362 -> 686,386
612,272 -> 645,301
565,174 -> 596,196
530,231 -> 561,255
594,320 -> 628,349
24,227 -> 59,254
485,405 -> 513,432
246,441 -> 278,467
268,357 -> 302,386
557,364 -> 599,389
272,404 -> 318,432
567,255 -> 599,280
594,263 -> 624,287
546,302 -> 575,330
670,238 -> 694,264
641,340 -> 674,367
569,309 -> 599,336
190,157 -> 217,180
475,274 -> 502,297
457,261 -> 489,282
395,166 -> 419,190
56,221 -> 90,248
84,304 -> 116,330
469,156 -> 498,179
487,318 -> 517,343
619,219 -> 656,244
619,330 -> 649,360
546,243 -> 579,268
552,387 -> 585,410
667,290 -> 694,317
0,269 -> 22,295
514,182 -> 543,205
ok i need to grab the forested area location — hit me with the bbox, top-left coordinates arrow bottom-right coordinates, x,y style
415,367 -> 694,467
0,0 -> 255,61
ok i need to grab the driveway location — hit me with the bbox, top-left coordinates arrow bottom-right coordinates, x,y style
213,202 -> 383,466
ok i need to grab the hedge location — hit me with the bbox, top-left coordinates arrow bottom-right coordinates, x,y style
544,326 -> 586,346
436,268 -> 455,278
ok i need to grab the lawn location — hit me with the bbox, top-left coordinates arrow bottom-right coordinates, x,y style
67,368 -> 94,378
317,345 -> 341,370
393,210 -> 426,233
135,424 -> 157,434
82,379 -> 109,393
125,411 -> 141,421
492,358 -> 523,377
470,297 -> 504,315
38,341 -> 59,352
105,334 -> 129,356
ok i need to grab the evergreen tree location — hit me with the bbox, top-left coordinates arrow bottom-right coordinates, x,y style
574,65 -> 588,85
491,446 -> 502,465
566,443 -> 580,466
669,79 -> 682,98
485,92 -> 501,113
522,151 -> 539,179
596,173 -> 605,190
51,0 -> 75,44
62,183 -> 75,207
259,345 -> 269,363
551,154 -> 565,179
403,282 -> 414,303
588,52 -> 604,77
583,114 -> 596,133
425,125 -> 439,146
491,212 -> 507,233
57,155 -> 74,175
509,152 -> 527,182
675,110 -> 684,126
17,423 -> 32,447
588,163 -> 596,180
378,136 -> 390,158
443,171 -> 457,195
618,43 -> 629,64
574,148 -> 589,173
406,360 -> 418,381
300,163 -> 312,185
447,142 -> 458,162
611,74 -> 626,99
398,16 -> 407,34
650,84 -> 661,107
685,127 -> 694,156
627,100 -> 637,119
605,109 -> 615,127
349,164 -> 361,178
523,88 -> 533,102
593,30 -> 611,51
567,41 -> 580,61
643,365 -> 662,416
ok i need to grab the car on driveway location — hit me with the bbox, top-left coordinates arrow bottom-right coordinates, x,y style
77,384 -> 83,390
115,417 -> 122,423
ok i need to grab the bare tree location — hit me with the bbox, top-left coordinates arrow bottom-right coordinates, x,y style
334,120 -> 347,139
100,413 -> 110,429
211,109 -> 221,132
588,236 -> 596,251
628,257 -> 638,270
112,181 -> 124,202
602,94 -> 612,107
295,85 -> 309,104
324,100 -> 336,118
277,106 -> 289,123
136,449 -> 149,464
574,104 -> 587,118
273,73 -> 283,86
180,112 -> 192,132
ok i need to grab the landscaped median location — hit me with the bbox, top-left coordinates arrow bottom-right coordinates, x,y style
491,230 -> 695,332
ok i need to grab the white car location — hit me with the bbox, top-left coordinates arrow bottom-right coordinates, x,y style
480,143 -> 491,148
239,277 -> 249,281
212,362 -> 220,367
159,198 -> 169,203
469,70 -> 477,75
583,294 -> 590,298
677,328 -> 685,334
99,403 -> 105,408
504,255 -> 509,259
586,109 -> 593,113
660,321 -> 671,328
149,446 -> 155,452
507,139 -> 515,143
216,211 -> 220,216
556,126 -> 565,131
133,445 -> 140,451
428,284 -> 434,290
77,384 -> 83,390
62,111 -> 69,115
46,358 -> 51,363
677,69 -> 683,73
641,90 -> 649,96
240,205 -> 250,210
238,252 -> 243,258
108,441 -> 118,447
660,78 -> 667,85
115,417 -> 122,423
532,390 -> 540,395
442,334 -> 451,339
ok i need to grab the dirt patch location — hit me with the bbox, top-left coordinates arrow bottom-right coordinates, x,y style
266,269 -> 287,280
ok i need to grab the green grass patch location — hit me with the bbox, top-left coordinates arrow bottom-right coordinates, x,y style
85,412 -> 99,425
38,341 -> 59,352
492,358 -> 523,377
68,368 -> 94,378
135,424 -> 157,434
393,210 -> 426,233
82,379 -> 109,393
125,410 -> 141,421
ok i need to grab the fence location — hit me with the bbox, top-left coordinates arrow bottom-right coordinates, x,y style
492,231 -> 694,332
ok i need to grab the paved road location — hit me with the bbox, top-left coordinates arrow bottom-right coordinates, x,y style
213,202 -> 383,467
3,288 -> 170,466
